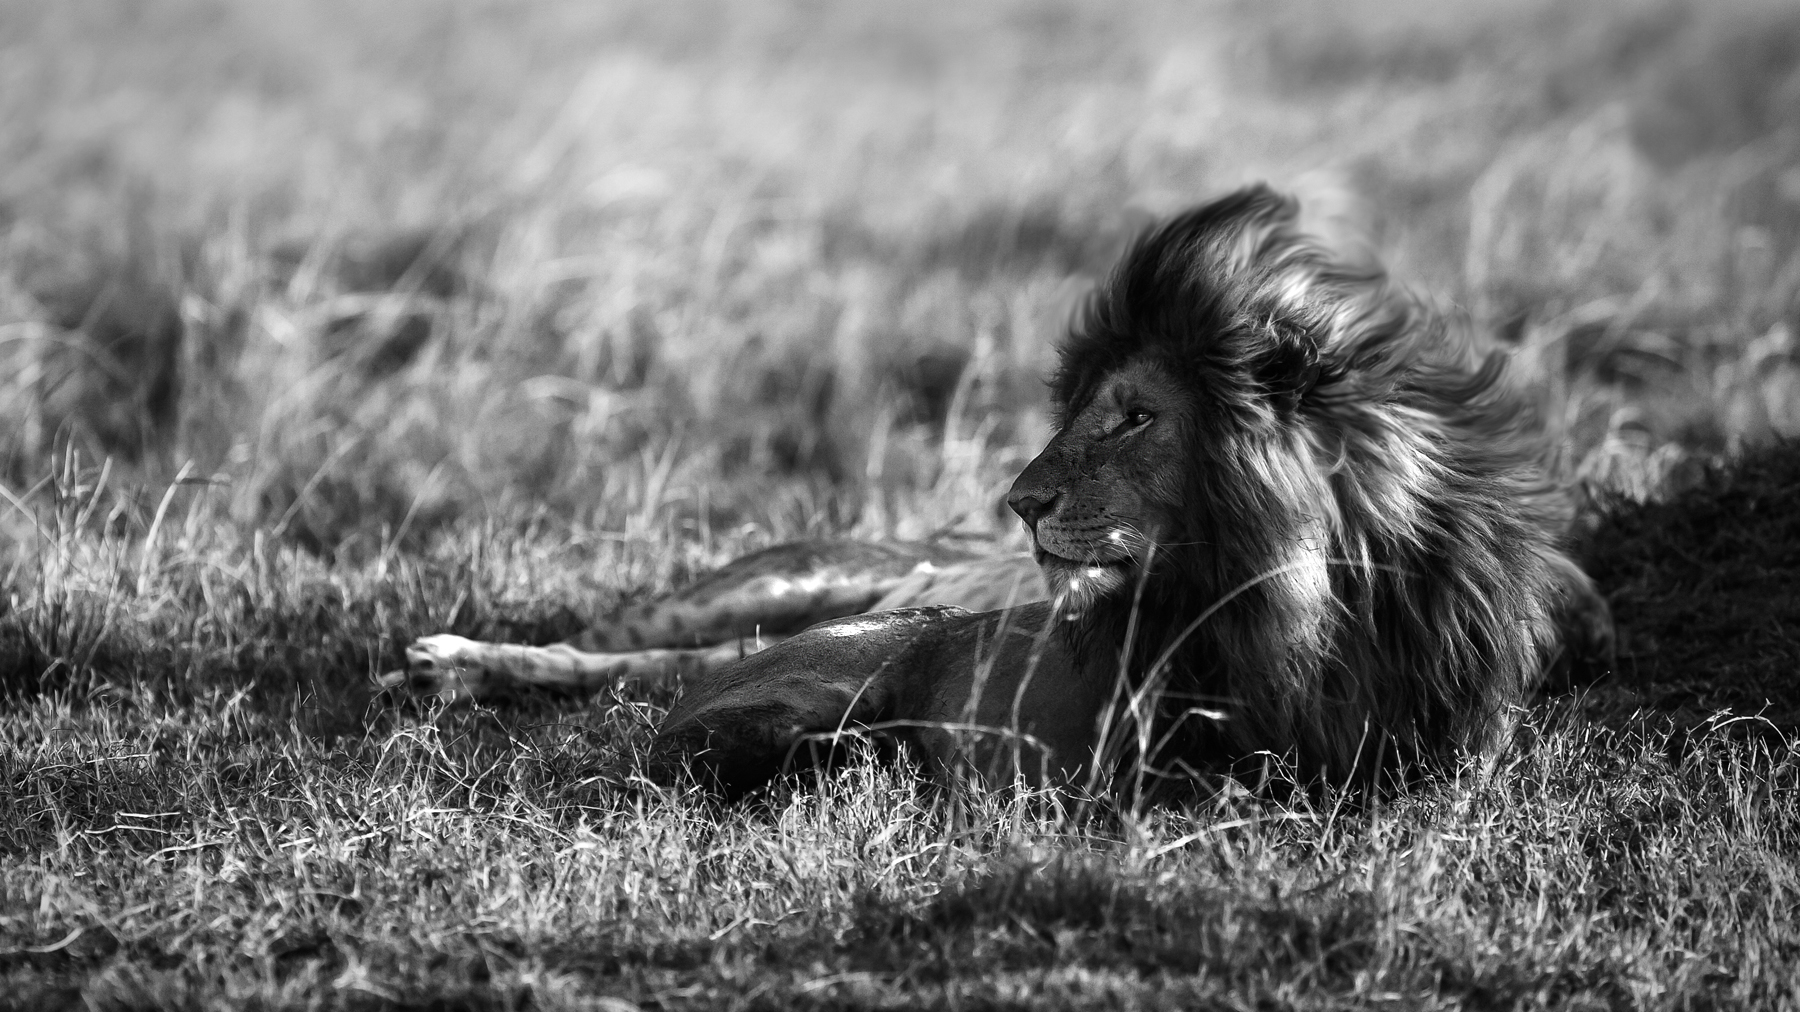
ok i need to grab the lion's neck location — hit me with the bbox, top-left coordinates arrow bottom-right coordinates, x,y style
1065,589 -> 1206,684
1061,585 -> 1256,781
1070,575 -> 1298,699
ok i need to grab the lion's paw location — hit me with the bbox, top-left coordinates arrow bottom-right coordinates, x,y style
376,634 -> 495,705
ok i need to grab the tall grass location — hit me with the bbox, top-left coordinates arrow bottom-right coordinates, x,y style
5,0 -> 1800,557
6,0 -> 1800,1007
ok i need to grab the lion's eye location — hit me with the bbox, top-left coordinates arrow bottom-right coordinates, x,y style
1124,409 -> 1154,428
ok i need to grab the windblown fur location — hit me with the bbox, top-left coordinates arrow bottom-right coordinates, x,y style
1036,184 -> 1572,785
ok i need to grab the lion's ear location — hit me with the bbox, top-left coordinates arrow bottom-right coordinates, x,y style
1250,320 -> 1323,409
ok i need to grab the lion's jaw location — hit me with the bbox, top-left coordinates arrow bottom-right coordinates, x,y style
1036,550 -> 1139,620
1032,516 -> 1149,617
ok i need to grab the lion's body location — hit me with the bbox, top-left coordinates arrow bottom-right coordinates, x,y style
393,185 -> 1614,797
644,604 -> 1101,793
564,539 -> 1034,651
385,543 -> 1047,703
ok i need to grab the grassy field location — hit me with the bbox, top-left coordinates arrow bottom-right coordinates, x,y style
5,0 -> 1800,1007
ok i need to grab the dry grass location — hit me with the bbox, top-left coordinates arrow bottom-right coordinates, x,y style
5,0 -> 1800,1007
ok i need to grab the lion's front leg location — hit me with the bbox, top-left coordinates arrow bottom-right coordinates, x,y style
378,634 -> 778,704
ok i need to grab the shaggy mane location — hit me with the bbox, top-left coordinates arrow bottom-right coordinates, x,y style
1055,184 -> 1570,787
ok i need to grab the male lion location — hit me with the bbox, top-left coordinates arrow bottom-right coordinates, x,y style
392,185 -> 1612,796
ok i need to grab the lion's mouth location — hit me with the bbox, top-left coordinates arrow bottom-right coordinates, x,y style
1033,547 -> 1129,570
1029,521 -> 1150,569
1031,548 -> 1136,616
1030,536 -> 1139,570
1027,527 -> 1153,615
1033,544 -> 1140,589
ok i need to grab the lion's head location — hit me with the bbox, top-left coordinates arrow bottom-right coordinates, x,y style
1007,185 -> 1571,787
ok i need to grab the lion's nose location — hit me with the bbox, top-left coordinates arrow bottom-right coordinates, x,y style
1006,488 -> 1058,529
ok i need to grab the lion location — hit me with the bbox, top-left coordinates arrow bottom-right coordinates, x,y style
390,185 -> 1614,797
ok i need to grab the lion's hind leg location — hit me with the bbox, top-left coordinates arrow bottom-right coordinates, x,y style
384,539 -> 984,705
378,634 -> 781,705
569,540 -> 982,651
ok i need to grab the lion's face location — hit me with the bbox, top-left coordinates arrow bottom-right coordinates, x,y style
1007,357 -> 1194,615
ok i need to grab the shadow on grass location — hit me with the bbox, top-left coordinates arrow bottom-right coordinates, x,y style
525,855 -> 1637,1011
1583,439 -> 1800,730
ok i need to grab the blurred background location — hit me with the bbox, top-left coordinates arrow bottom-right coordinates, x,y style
4,0 -> 1799,561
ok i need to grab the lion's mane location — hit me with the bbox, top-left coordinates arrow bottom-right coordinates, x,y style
1053,185 -> 1571,786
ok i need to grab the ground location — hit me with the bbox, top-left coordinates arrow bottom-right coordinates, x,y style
5,1 -> 1800,1009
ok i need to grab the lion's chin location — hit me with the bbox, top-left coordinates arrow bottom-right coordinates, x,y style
1036,552 -> 1137,619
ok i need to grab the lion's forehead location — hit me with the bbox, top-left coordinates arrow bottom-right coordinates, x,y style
1073,358 -> 1191,416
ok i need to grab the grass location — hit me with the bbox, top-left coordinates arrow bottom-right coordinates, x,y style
5,0 -> 1800,1007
